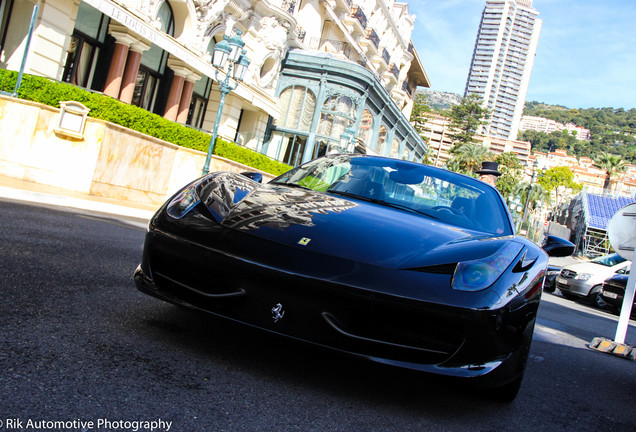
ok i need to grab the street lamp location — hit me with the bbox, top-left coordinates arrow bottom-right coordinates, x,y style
517,159 -> 540,233
202,30 -> 251,175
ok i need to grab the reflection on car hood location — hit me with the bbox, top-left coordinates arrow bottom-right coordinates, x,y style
200,177 -> 506,269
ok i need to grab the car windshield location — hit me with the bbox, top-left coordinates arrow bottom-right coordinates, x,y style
272,155 -> 512,235
591,253 -> 627,267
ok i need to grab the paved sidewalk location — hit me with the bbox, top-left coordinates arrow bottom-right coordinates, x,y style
0,175 -> 158,220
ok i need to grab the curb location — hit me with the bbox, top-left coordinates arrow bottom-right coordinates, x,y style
588,337 -> 636,360
0,186 -> 156,220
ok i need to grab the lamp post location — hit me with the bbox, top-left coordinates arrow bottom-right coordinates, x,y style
202,30 -> 250,175
517,159 -> 540,233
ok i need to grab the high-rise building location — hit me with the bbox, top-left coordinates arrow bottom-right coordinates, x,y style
464,0 -> 542,140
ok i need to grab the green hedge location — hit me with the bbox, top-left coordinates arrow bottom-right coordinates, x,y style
0,69 -> 290,176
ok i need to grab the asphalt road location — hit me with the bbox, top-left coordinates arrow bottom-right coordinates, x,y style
0,200 -> 634,432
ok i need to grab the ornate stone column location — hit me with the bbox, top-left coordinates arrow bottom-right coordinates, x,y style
119,41 -> 151,104
104,24 -> 148,100
164,58 -> 201,122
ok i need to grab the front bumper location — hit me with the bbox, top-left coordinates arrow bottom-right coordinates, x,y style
134,221 -> 539,386
556,276 -> 592,297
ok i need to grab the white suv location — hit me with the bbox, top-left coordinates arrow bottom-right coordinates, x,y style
555,253 -> 630,307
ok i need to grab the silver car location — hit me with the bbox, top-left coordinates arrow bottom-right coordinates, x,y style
556,253 -> 630,307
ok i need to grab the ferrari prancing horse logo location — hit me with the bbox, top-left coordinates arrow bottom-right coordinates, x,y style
298,237 -> 311,246
271,303 -> 285,322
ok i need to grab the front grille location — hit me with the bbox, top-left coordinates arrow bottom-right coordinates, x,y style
560,269 -> 576,278
145,230 -> 467,365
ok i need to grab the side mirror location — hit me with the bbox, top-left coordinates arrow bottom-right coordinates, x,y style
241,172 -> 263,183
541,235 -> 575,257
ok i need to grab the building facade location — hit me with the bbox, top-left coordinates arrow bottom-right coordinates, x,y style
0,0 -> 429,167
464,0 -> 542,140
519,115 -> 591,141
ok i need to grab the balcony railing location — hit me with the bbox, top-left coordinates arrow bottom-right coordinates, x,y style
296,25 -> 306,42
367,28 -> 380,49
391,64 -> 399,79
282,0 -> 296,14
308,37 -> 366,66
309,37 -> 353,58
382,48 -> 390,65
402,80 -> 413,97
351,5 -> 367,29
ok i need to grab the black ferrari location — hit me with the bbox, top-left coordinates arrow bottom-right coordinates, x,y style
134,154 -> 573,400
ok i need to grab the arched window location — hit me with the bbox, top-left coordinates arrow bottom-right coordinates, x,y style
390,138 -> 400,158
402,147 -> 410,161
276,85 -> 317,132
356,109 -> 374,152
376,126 -> 387,155
317,94 -> 356,139
269,85 -> 317,166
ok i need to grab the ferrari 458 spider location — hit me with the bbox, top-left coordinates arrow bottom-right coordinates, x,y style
134,154 -> 573,400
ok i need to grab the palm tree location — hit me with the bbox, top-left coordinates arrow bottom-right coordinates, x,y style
594,152 -> 626,193
447,142 -> 491,175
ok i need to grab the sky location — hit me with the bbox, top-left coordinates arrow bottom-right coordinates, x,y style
408,0 -> 636,110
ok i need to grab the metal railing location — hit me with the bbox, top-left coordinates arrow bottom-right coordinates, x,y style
367,28 -> 380,49
282,0 -> 296,14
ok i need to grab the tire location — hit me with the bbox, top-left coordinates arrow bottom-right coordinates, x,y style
486,375 -> 524,402
588,285 -> 606,309
560,291 -> 577,300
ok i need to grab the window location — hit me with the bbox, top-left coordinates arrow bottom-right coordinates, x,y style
62,2 -> 110,90
317,94 -> 356,139
187,36 -> 215,128
133,0 -> 173,113
276,85 -> 316,132
376,126 -> 387,155
356,109 -> 374,151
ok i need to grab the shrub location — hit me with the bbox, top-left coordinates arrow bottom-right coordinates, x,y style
0,69 -> 291,175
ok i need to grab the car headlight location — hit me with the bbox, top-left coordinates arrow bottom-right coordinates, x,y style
452,242 -> 524,291
574,273 -> 592,281
166,185 -> 201,219
547,270 -> 560,276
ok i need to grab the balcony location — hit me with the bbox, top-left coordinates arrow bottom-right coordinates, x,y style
282,0 -> 296,14
296,25 -> 306,43
333,0 -> 353,13
359,28 -> 380,56
390,64 -> 399,79
308,37 -> 365,65
382,48 -> 390,66
344,4 -> 367,36
402,80 -> 414,97
367,28 -> 380,49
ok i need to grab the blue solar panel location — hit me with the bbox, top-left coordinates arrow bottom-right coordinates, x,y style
585,193 -> 636,229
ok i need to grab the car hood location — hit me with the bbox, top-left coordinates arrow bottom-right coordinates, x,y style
200,176 -> 513,269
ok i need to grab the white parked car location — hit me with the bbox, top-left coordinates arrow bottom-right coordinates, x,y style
556,253 -> 630,307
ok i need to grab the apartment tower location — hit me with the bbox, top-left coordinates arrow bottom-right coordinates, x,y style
464,0 -> 542,140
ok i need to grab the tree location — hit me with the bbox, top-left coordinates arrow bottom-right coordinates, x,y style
448,94 -> 490,146
494,152 -> 524,201
515,182 -> 550,214
410,93 -> 432,121
594,152 -> 626,193
537,166 -> 582,212
446,142 -> 492,176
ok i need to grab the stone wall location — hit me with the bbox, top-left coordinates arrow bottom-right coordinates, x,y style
0,95 -> 274,205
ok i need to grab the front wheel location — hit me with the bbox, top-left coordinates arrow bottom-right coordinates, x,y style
487,375 -> 524,402
588,285 -> 605,309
